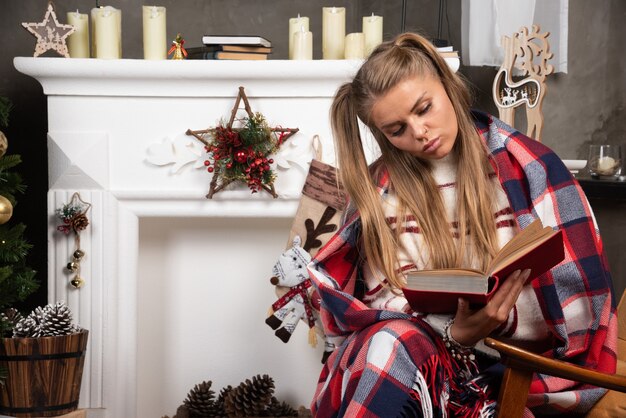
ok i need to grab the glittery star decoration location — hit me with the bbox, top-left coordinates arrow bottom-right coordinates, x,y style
22,2 -> 75,58
186,87 -> 299,199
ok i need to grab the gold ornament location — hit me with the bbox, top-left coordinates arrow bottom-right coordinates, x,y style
168,33 -> 188,60
0,195 -> 13,225
57,192 -> 91,290
0,130 -> 7,158
70,276 -> 85,289
22,2 -> 76,58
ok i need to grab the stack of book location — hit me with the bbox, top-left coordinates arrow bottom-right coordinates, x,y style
187,35 -> 272,60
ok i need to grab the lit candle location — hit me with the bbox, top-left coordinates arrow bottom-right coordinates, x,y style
67,10 -> 89,58
344,33 -> 365,60
288,14 -> 309,60
322,7 -> 345,59
142,6 -> 167,60
292,26 -> 313,60
363,13 -> 383,56
92,6 -> 122,59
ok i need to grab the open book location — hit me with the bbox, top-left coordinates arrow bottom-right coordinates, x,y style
401,219 -> 564,314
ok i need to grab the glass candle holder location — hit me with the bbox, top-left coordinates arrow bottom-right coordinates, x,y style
588,144 -> 622,178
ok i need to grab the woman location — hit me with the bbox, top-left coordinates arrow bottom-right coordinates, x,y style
307,33 -> 617,417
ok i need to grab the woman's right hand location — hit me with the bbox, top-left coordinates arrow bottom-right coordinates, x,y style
449,268 -> 531,347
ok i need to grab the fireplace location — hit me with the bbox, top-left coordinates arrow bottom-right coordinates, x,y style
15,56 -> 457,417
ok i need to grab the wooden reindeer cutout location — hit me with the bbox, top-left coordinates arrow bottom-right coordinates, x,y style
492,25 -> 554,141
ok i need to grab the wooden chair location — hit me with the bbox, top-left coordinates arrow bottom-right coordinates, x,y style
485,290 -> 626,417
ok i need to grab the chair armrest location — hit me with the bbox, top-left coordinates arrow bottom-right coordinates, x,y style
484,337 -> 626,393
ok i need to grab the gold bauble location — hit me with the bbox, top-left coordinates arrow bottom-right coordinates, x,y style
0,195 -> 13,224
70,276 -> 85,289
0,131 -> 7,157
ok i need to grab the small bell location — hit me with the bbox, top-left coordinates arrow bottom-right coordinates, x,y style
66,261 -> 79,272
73,249 -> 85,260
70,276 -> 85,289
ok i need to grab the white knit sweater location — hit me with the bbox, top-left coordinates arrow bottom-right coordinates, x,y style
362,154 -> 550,347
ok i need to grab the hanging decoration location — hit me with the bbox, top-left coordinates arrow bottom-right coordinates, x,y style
186,86 -> 299,198
0,195 -> 13,225
168,33 -> 188,60
56,192 -> 91,289
22,2 -> 76,58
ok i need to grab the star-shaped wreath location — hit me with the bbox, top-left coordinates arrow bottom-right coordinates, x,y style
22,2 -> 75,58
186,87 -> 299,199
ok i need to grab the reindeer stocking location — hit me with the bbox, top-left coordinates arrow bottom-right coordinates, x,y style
266,141 -> 347,363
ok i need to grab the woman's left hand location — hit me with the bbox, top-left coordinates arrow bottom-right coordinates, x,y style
450,268 -> 531,347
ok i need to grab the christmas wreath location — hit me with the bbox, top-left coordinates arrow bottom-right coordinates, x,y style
187,87 -> 298,198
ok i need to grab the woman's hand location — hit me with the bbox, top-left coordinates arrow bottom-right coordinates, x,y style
450,268 -> 531,347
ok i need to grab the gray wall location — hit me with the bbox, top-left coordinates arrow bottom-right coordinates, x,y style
1,0 -> 625,304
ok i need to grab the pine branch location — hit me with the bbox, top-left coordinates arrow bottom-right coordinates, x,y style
0,97 -> 12,128
0,224 -> 33,263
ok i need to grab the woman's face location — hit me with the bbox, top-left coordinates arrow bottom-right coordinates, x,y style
370,75 -> 459,160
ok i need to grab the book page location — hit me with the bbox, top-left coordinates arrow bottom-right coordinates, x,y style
487,219 -> 555,275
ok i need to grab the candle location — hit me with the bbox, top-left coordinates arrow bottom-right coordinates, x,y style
288,14 -> 309,60
344,33 -> 365,60
292,26 -> 313,60
597,156 -> 616,173
67,10 -> 89,58
363,13 -> 383,56
142,6 -> 167,60
92,6 -> 122,59
322,7 -> 345,59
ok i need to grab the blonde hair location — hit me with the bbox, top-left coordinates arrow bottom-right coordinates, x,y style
331,32 -> 499,289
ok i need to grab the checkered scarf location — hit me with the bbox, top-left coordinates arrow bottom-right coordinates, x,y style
307,111 -> 617,416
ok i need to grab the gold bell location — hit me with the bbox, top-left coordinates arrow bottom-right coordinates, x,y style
66,261 -> 79,272
73,249 -> 85,260
70,276 -> 85,289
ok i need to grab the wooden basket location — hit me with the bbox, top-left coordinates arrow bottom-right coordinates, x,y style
0,330 -> 89,417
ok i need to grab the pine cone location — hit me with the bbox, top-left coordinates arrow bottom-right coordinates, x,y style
264,397 -> 298,417
1,308 -> 23,327
225,375 -> 275,417
214,385 -> 233,417
173,405 -> 191,418
71,213 -> 89,232
13,316 -> 38,337
1,308 -> 23,336
183,380 -> 221,417
39,301 -> 74,336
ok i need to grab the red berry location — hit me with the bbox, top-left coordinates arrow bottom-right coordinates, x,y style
204,160 -> 210,166
268,158 -> 274,164
207,167 -> 214,173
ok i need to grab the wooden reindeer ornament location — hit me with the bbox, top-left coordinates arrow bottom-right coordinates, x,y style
492,25 -> 554,141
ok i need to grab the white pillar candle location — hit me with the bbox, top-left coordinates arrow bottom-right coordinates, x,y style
142,6 -> 167,60
322,7 -> 345,59
92,6 -> 122,59
292,26 -> 313,60
67,11 -> 89,58
344,32 -> 365,60
288,14 -> 309,60
363,13 -> 383,56
597,156 -> 616,172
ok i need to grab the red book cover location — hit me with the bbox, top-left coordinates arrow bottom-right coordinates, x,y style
402,229 -> 564,314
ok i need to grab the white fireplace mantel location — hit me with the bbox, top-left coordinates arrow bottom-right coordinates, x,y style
14,56 -> 459,418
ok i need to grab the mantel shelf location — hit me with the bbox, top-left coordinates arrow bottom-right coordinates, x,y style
14,57 -> 363,97
13,56 -> 460,98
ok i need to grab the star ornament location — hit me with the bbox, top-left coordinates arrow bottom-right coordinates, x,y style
22,2 -> 75,58
186,87 -> 299,199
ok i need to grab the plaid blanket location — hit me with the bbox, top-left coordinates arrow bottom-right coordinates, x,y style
307,110 -> 617,417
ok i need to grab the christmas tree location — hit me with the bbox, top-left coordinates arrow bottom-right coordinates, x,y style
0,96 -> 39,340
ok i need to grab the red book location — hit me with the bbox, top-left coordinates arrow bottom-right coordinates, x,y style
401,219 -> 564,314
